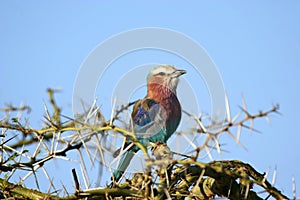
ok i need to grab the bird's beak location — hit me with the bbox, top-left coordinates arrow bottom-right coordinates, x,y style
172,69 -> 186,78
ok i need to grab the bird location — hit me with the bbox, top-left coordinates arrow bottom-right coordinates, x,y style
112,65 -> 186,182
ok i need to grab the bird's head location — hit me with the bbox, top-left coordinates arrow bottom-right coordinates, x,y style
147,65 -> 186,96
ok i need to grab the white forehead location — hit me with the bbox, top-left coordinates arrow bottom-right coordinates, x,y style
150,65 -> 177,75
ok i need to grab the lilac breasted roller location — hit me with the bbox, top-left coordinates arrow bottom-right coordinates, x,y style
113,65 -> 186,182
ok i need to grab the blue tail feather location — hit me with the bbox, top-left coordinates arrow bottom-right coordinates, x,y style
113,149 -> 135,182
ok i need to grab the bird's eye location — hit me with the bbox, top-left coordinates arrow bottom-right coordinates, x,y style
156,72 -> 166,76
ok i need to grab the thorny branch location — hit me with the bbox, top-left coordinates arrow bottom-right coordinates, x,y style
0,89 -> 292,199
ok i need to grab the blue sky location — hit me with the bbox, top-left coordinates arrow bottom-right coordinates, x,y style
1,1 -> 300,198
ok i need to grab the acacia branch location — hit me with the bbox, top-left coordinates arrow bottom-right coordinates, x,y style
0,90 -> 291,199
